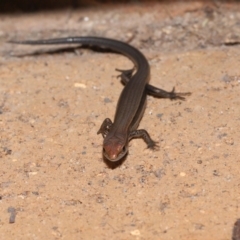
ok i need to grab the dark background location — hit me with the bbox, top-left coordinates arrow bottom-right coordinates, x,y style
1,0 -> 238,12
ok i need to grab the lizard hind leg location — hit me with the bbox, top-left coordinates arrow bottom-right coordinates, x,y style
115,68 -> 135,85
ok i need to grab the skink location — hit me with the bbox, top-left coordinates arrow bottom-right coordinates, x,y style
9,36 -> 190,162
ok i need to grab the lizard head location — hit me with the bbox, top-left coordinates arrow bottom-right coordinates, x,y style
103,135 -> 128,162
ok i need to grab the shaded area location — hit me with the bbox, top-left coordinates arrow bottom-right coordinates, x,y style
1,0 -> 240,12
1,0 -> 79,12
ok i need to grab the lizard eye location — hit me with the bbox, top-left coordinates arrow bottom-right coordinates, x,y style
122,146 -> 126,153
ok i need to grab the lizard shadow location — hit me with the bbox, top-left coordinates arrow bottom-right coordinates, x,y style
103,154 -> 128,169
10,45 -> 119,57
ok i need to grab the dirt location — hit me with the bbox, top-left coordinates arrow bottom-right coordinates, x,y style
0,1 -> 240,240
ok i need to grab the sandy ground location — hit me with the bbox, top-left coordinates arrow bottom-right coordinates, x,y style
1,1 -> 240,240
